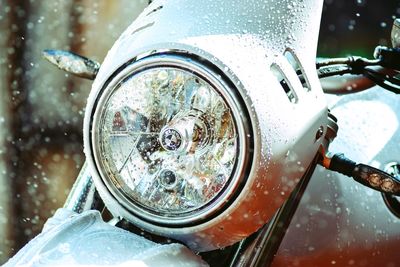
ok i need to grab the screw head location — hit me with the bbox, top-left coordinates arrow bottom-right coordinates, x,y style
315,126 -> 324,140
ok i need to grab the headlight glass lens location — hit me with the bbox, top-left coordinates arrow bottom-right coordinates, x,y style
96,66 -> 238,215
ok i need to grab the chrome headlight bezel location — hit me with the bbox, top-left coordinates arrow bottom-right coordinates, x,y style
87,52 -> 253,226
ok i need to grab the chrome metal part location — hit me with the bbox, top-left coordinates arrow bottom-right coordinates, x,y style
319,112 -> 338,158
384,162 -> 400,178
391,19 -> 400,48
42,49 -> 100,80
64,162 -> 103,213
325,113 -> 338,145
382,162 -> 400,218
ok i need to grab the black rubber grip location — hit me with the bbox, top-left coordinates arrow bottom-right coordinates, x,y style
329,153 -> 356,177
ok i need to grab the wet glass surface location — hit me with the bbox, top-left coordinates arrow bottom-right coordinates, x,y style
96,67 -> 237,214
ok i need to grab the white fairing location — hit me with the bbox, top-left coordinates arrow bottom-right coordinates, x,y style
84,0 -> 328,251
3,209 -> 207,267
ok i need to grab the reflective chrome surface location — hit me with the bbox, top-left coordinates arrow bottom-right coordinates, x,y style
64,162 -> 103,213
42,50 -> 100,80
391,19 -> 400,48
382,162 -> 400,219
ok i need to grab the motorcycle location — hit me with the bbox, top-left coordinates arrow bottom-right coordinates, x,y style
4,0 -> 400,266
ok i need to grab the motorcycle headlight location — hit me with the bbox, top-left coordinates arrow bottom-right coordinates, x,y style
90,54 -> 250,225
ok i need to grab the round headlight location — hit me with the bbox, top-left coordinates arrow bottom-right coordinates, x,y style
91,54 -> 250,225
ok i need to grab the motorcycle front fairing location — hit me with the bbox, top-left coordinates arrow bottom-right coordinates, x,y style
5,0 -> 330,265
84,0 -> 328,252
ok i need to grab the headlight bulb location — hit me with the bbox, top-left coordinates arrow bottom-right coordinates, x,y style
159,110 -> 212,153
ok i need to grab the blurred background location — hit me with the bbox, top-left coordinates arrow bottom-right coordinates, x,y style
0,0 -> 399,264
